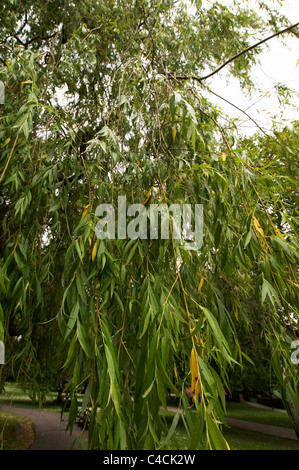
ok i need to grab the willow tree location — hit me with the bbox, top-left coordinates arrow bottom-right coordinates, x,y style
0,0 -> 298,449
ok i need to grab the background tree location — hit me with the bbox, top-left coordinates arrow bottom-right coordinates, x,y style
0,0 -> 298,449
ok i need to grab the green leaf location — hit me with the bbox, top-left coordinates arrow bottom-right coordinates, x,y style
63,334 -> 77,368
157,357 -> 179,396
197,356 -> 217,396
77,320 -> 93,358
188,405 -> 204,450
200,306 -> 232,361
244,230 -> 252,248
126,241 -> 138,265
159,412 -> 180,449
261,278 -> 281,307
81,380 -> 91,412
142,379 -> 155,399
170,92 -> 181,121
156,367 -> 167,410
114,291 -> 124,313
206,414 -> 229,450
64,300 -> 79,342
104,343 -> 122,418
76,270 -> 87,304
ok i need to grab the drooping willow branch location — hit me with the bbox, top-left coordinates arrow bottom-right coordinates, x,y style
166,21 -> 299,83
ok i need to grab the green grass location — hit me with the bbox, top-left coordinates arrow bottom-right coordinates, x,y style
223,426 -> 299,451
0,383 -> 66,412
166,424 -> 299,451
225,402 -> 293,428
0,410 -> 35,450
162,401 -> 299,450
164,417 -> 299,451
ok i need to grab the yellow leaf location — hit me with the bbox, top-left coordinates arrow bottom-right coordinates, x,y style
289,280 -> 299,289
265,90 -> 270,97
221,153 -> 227,163
88,235 -> 93,246
190,347 -> 201,402
5,60 -> 10,68
142,187 -> 152,206
199,337 -> 205,359
234,308 -> 238,321
172,127 -> 177,141
80,204 -> 90,221
20,80 -> 33,90
225,439 -> 231,450
92,241 -> 97,261
253,216 -> 264,238
296,59 -> 299,67
197,277 -> 204,294
174,363 -> 178,381
1,137 -> 10,148
274,228 -> 285,241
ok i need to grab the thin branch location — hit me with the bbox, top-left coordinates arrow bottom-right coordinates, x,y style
166,21 -> 299,83
209,89 -> 268,136
12,32 -> 58,48
82,25 -> 103,42
15,12 -> 28,36
0,131 -> 20,184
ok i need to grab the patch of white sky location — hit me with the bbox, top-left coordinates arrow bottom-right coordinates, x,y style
199,0 -> 299,135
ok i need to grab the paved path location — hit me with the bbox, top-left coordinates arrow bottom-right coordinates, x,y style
0,404 -> 88,450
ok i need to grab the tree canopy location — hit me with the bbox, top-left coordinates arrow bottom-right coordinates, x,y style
0,0 -> 298,450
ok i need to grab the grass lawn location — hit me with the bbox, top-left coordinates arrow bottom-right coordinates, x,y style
0,383 -> 64,412
0,410 -> 34,450
166,423 -> 299,451
225,401 -> 293,428
223,426 -> 299,451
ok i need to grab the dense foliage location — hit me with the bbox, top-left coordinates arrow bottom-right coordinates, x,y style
0,0 -> 298,449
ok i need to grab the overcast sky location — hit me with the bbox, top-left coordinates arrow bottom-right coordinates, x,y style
207,0 -> 299,135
